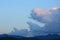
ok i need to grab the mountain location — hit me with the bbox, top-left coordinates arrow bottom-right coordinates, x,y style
0,34 -> 60,40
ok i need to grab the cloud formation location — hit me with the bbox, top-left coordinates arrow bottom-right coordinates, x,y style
31,8 -> 60,33
32,8 -> 51,16
31,8 -> 53,23
51,8 -> 58,10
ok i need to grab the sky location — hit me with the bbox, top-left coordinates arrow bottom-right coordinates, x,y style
0,0 -> 60,34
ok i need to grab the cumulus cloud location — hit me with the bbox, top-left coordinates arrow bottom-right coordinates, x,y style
32,8 -> 51,16
31,8 -> 53,23
30,8 -> 60,33
31,8 -> 60,23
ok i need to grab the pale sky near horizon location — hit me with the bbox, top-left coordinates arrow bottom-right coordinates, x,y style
0,0 -> 60,34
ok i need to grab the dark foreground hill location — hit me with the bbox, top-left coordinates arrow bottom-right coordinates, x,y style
0,34 -> 60,40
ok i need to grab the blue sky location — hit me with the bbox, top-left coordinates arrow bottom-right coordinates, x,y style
0,0 -> 60,34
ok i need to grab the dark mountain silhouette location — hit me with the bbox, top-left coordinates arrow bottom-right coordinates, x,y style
0,34 -> 60,40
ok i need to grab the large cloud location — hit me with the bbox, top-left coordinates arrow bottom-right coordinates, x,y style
31,8 -> 60,33
31,8 -> 53,23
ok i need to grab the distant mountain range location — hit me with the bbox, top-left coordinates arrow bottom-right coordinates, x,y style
0,34 -> 60,40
